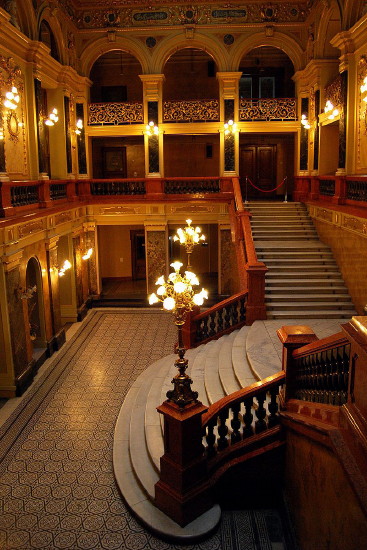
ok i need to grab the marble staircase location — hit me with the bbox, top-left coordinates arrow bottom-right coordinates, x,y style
113,317 -> 347,541
248,201 -> 357,319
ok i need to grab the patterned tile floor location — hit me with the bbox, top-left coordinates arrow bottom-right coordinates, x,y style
0,309 -> 297,550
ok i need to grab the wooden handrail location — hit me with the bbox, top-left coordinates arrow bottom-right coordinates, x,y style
202,371 -> 285,427
292,331 -> 348,358
192,290 -> 248,322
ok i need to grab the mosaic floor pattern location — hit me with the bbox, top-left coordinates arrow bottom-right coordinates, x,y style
0,309 -> 297,550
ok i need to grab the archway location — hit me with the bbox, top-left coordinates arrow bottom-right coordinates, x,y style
25,257 -> 46,353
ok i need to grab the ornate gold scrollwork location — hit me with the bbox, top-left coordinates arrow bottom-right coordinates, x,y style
88,102 -> 144,125
163,99 -> 219,122
239,98 -> 297,121
324,75 -> 342,111
6,110 -> 19,142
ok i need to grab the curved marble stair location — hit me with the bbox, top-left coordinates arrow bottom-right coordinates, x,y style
248,202 -> 357,319
113,317 -> 349,540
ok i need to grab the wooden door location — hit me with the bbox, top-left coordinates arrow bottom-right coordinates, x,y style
102,147 -> 127,178
240,145 -> 276,198
131,230 -> 146,280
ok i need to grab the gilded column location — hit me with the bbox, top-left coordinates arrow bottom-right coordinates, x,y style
218,224 -> 238,295
140,74 -> 165,177
0,254 -> 16,396
45,236 -> 65,351
145,224 -> 168,294
217,72 -> 242,176
47,88 -> 69,179
83,221 -> 99,296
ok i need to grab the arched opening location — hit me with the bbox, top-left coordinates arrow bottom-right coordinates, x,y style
238,46 -> 296,199
163,48 -> 220,177
25,257 -> 46,355
39,19 -> 60,62
89,50 -> 143,103
89,51 -> 144,178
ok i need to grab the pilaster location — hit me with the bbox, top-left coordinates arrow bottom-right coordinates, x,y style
144,223 -> 168,294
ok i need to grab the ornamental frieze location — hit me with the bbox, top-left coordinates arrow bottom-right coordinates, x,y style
18,220 -> 44,238
64,2 -> 310,29
55,211 -> 73,225
99,206 -> 144,215
343,215 -> 367,236
315,208 -> 332,222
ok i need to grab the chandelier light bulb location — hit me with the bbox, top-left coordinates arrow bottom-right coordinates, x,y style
171,261 -> 183,272
174,281 -> 187,293
156,275 -> 165,286
163,297 -> 175,310
149,293 -> 159,305
157,285 -> 165,296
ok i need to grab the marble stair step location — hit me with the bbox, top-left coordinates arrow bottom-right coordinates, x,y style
231,326 -> 258,386
267,278 -> 344,286
265,265 -> 338,272
267,310 -> 356,319
187,340 -> 218,407
245,321 -> 282,380
218,331 -> 242,395
265,293 -> 351,301
265,271 -> 342,279
204,337 -> 227,404
265,284 -> 348,296
266,301 -> 355,311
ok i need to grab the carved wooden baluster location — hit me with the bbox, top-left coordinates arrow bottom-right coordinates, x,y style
224,304 -> 232,329
341,344 -> 350,404
217,409 -> 229,450
232,301 -> 239,326
201,317 -> 209,341
209,312 -> 216,337
205,420 -> 217,457
243,397 -> 254,438
255,392 -> 267,433
268,387 -> 279,427
230,403 -> 241,443
326,349 -> 333,404
239,298 -> 246,322
331,347 -> 339,405
217,309 -> 224,333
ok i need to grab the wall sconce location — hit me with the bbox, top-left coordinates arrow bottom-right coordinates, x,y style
45,108 -> 59,126
82,247 -> 93,260
59,259 -> 71,277
75,118 -> 83,135
361,76 -> 367,102
4,86 -> 19,110
324,100 -> 339,119
224,119 -> 238,135
301,114 -> 311,129
145,120 -> 159,136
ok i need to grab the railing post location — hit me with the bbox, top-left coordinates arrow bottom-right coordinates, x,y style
77,179 -> 91,200
245,263 -> 268,324
38,180 -> 51,208
277,325 -> 318,401
293,176 -> 310,202
145,178 -> 164,198
309,177 -> 320,200
66,180 -> 78,202
0,181 -> 15,217
155,400 -> 213,526
332,176 -> 346,205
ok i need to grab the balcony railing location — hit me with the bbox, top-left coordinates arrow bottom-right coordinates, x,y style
239,98 -> 297,121
293,175 -> 367,207
163,99 -> 220,122
88,102 -> 144,125
0,177 -> 233,218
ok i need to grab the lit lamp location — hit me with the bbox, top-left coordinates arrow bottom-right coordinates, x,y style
145,120 -> 159,136
82,248 -> 93,260
224,119 -> 237,135
4,86 -> 19,110
173,219 -> 206,268
45,108 -> 59,126
301,114 -> 311,129
324,100 -> 339,120
75,119 -> 83,135
58,259 -> 71,277
148,261 -> 208,407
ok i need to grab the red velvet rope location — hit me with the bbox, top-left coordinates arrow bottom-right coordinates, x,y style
246,176 -> 286,193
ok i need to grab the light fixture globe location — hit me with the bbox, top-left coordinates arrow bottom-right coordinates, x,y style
173,219 -> 206,268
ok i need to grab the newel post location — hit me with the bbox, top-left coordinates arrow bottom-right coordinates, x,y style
155,400 -> 212,526
277,325 -> 318,401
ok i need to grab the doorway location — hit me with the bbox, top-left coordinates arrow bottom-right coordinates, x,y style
131,230 -> 146,280
240,145 -> 276,198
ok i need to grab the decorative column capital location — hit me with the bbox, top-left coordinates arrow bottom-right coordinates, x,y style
1,250 -> 23,272
216,71 -> 242,98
